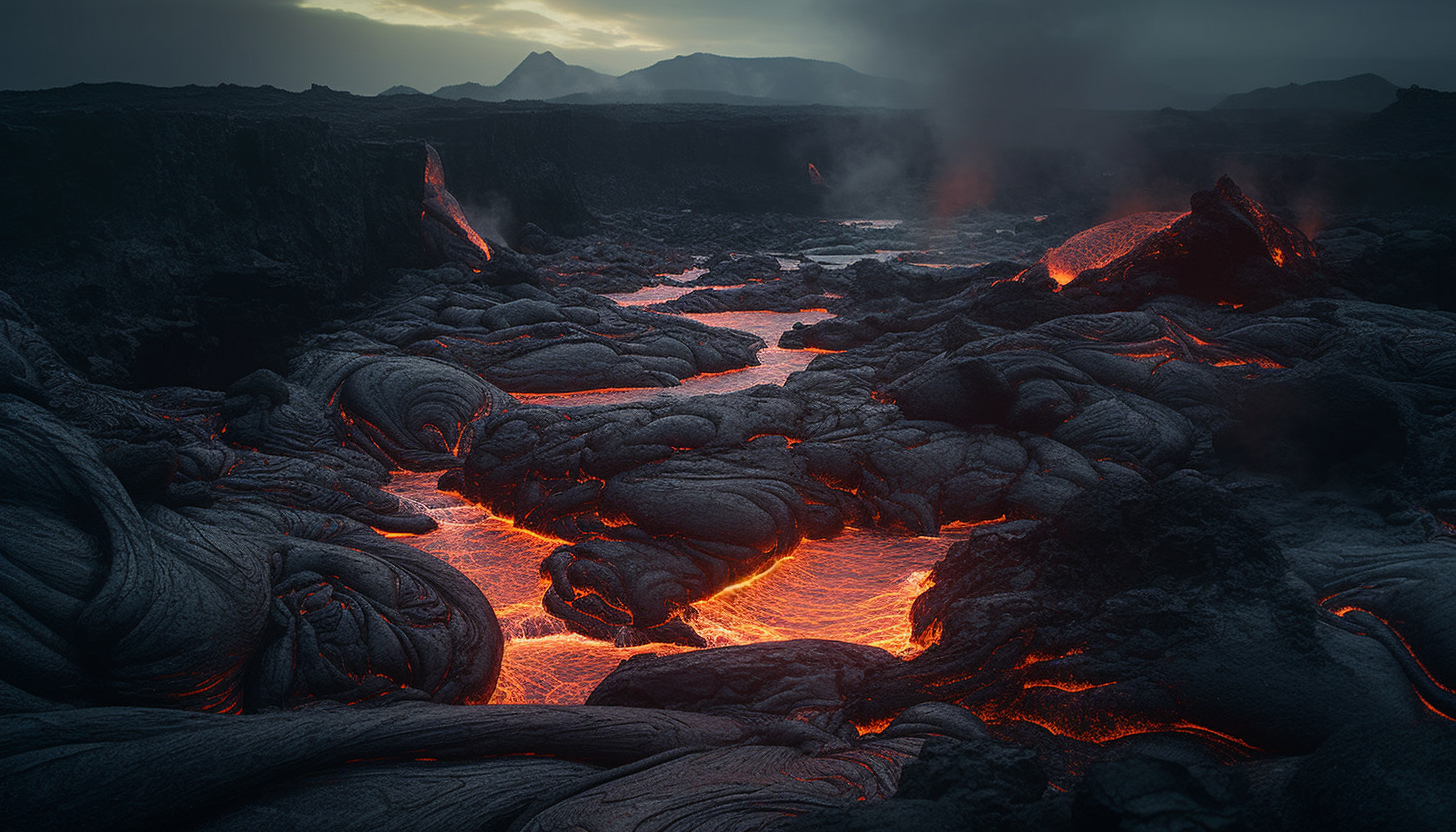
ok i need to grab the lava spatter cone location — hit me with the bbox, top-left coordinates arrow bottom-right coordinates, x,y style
1043,176 -> 1324,309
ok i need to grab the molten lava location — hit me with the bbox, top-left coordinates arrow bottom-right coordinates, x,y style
1107,313 -> 1284,370
388,472 -> 974,704
1222,178 -> 1319,272
1325,601 -> 1456,721
1041,211 -> 1186,286
1050,178 -> 1322,306
512,309 -> 835,408
423,143 -> 492,263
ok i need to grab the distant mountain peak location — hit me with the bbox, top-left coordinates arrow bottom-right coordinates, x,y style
615,53 -> 919,107
434,51 -> 613,101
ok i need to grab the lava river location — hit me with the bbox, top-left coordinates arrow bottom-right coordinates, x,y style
387,280 -> 972,704
510,282 -> 835,407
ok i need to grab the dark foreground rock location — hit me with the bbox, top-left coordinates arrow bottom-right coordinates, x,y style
0,290 -> 505,714
0,701 -> 920,831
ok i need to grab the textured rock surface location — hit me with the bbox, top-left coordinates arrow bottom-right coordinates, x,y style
0,701 -> 919,831
0,295 -> 504,714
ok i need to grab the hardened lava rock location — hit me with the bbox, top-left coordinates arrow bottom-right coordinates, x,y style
0,293 -> 505,714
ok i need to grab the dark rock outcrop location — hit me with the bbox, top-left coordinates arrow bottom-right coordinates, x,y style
0,292 -> 504,714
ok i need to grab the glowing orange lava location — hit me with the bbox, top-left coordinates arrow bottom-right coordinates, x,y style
388,472 -> 975,704
1327,603 -> 1456,721
424,144 -> 491,261
512,309 -> 835,408
601,280 -> 742,307
978,698 -> 1262,752
1085,314 -> 1284,371
1041,211 -> 1186,285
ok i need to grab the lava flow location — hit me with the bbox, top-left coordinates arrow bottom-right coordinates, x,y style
423,143 -> 492,265
513,302 -> 836,407
388,471 -> 974,704
1325,602 -> 1456,721
1041,211 -> 1186,285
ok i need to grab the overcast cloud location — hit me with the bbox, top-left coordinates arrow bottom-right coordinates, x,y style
832,0 -> 1456,96
0,0 -> 1451,96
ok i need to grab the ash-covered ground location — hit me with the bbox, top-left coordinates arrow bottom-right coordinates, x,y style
3,83 -> 1456,831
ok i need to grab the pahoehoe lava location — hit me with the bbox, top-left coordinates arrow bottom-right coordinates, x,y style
3,82 -> 1456,831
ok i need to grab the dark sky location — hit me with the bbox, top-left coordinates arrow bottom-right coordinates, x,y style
1,0 -> 1452,96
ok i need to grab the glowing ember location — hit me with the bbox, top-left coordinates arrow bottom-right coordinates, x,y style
979,698 -> 1262,752
1222,177 -> 1319,272
1041,211 -> 1186,285
387,472 -> 972,704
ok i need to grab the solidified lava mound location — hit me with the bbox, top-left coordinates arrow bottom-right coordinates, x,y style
1040,210 -> 1186,286
1027,175 -> 1323,310
6,83 -> 1456,829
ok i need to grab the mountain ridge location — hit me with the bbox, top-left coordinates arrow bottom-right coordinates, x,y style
405,54 -> 1436,113
428,51 -> 924,108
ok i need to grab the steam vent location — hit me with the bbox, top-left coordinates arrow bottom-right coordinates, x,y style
3,82 -> 1456,831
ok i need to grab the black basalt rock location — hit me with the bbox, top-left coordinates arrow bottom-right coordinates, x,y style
586,639 -> 898,725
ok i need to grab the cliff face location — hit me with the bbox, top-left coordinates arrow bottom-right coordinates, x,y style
0,98 -> 424,387
0,85 -> 923,387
